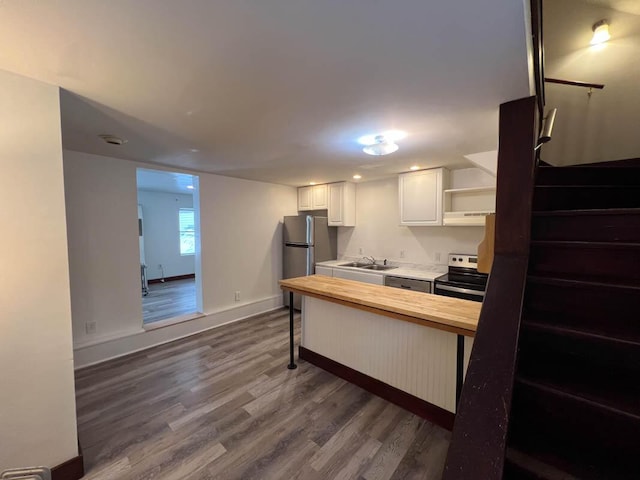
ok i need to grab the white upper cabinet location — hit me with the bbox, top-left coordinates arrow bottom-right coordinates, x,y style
312,184 -> 328,209
298,184 -> 328,211
328,182 -> 356,227
399,168 -> 449,226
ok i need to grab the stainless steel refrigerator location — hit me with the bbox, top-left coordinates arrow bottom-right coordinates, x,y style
283,215 -> 337,308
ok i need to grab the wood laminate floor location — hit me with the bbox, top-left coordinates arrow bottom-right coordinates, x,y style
75,308 -> 450,480
143,278 -> 197,323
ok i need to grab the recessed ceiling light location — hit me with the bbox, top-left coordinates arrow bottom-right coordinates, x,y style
410,165 -> 420,171
190,148 -> 200,153
309,182 -> 317,185
99,134 -> 127,146
353,174 -> 362,180
187,185 -> 195,190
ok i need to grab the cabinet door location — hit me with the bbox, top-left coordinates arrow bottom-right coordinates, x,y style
333,268 -> 383,285
328,182 -> 356,226
327,183 -> 344,225
298,186 -> 313,211
399,169 -> 446,225
312,184 -> 328,209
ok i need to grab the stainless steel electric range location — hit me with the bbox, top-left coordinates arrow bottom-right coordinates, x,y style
434,254 -> 488,302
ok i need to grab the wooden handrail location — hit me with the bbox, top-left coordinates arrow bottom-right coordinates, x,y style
545,77 -> 605,90
531,0 -> 545,118
442,96 -> 539,479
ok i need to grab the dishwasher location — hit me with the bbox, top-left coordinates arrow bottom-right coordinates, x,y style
384,275 -> 432,293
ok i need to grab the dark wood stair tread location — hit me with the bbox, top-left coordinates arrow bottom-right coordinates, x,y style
531,240 -> 640,249
522,320 -> 640,349
522,309 -> 640,344
515,362 -> 640,421
505,448 -> 579,480
509,379 -> 640,479
533,207 -> 640,217
527,273 -> 640,295
519,320 -> 640,370
527,274 -> 640,291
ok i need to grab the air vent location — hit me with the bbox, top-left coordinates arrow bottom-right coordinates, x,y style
1,466 -> 51,480
99,134 -> 127,146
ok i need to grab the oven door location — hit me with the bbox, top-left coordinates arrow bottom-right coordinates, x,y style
434,282 -> 485,302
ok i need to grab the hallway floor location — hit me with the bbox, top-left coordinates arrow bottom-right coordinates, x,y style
142,277 -> 197,323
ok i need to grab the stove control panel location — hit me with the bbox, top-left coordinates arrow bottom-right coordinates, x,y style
448,254 -> 479,269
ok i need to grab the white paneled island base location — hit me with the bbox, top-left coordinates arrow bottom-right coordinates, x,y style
279,275 -> 480,428
303,297 -> 473,413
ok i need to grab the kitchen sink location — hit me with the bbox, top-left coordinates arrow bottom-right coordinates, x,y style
338,262 -> 371,268
361,265 -> 397,271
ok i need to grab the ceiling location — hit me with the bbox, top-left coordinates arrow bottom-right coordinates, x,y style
137,168 -> 196,195
0,0 -> 531,186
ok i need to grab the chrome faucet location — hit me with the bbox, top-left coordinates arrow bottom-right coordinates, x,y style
363,256 -> 376,265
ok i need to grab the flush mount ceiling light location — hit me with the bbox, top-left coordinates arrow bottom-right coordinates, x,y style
590,19 -> 610,45
353,174 -> 362,180
99,134 -> 127,146
362,135 -> 399,156
410,165 -> 420,171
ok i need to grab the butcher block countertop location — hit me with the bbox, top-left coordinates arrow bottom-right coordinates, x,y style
280,275 -> 480,337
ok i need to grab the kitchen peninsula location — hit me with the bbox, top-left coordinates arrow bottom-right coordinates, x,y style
279,275 -> 481,429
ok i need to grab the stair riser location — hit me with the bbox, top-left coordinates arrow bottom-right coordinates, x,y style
522,307 -> 640,343
529,245 -> 640,283
536,167 -> 640,186
526,280 -> 638,319
519,325 -> 640,370
503,460 -> 546,480
509,382 -> 640,477
532,214 -> 640,242
517,337 -> 640,417
533,186 -> 640,210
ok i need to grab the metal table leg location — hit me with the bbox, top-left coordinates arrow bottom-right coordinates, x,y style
456,334 -> 464,405
287,291 -> 297,370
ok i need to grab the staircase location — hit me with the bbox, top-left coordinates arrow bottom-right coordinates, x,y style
503,162 -> 640,479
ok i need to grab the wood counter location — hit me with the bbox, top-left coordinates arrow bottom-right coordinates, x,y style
279,274 -> 480,337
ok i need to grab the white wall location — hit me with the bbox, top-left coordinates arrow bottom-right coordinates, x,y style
542,0 -> 640,166
137,190 -> 195,280
64,150 -> 298,366
0,70 -> 78,470
64,151 -> 142,345
338,174 -> 488,265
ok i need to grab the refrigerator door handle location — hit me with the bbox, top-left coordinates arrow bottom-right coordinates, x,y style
285,242 -> 310,248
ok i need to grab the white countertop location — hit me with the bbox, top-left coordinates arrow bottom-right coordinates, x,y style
316,259 -> 446,282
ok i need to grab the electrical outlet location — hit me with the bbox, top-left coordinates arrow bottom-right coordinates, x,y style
85,322 -> 97,335
358,247 -> 364,255
434,252 -> 442,263
235,291 -> 241,302
400,250 -> 405,258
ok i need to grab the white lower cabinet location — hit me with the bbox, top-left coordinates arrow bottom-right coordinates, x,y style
332,268 -> 383,285
314,265 -> 333,276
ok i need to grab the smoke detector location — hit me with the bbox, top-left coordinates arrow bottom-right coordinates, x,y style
99,134 -> 128,146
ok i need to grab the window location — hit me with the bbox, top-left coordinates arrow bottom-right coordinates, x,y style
179,208 -> 195,255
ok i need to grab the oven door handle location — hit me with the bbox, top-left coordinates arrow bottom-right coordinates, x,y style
436,284 -> 485,297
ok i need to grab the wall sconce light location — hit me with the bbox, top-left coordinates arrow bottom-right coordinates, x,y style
590,20 -> 610,45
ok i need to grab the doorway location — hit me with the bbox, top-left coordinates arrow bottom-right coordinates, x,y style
136,168 -> 203,324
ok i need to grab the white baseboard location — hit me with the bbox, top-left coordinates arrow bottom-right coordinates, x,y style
73,295 -> 284,369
